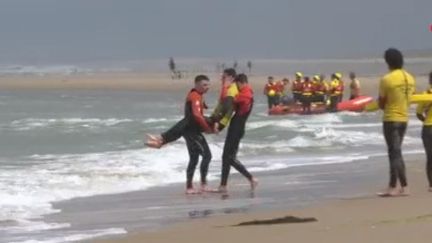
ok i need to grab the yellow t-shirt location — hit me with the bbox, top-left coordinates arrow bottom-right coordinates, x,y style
416,89 -> 432,126
379,69 -> 416,122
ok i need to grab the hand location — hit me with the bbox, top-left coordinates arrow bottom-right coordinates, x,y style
213,122 -> 220,134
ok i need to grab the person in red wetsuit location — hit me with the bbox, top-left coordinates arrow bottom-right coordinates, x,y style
145,75 -> 214,194
216,73 -> 258,193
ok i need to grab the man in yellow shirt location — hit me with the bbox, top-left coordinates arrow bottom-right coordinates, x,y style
416,71 -> 432,192
378,48 -> 416,197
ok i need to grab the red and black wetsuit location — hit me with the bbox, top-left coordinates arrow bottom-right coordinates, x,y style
161,89 -> 212,189
221,84 -> 254,186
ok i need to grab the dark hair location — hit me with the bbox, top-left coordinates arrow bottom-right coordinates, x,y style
223,68 -> 236,78
384,48 -> 404,70
235,73 -> 248,84
268,76 -> 274,79
194,75 -> 209,83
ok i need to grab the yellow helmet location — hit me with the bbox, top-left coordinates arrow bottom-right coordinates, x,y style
334,72 -> 342,79
268,89 -> 276,97
313,75 -> 320,81
295,72 -> 303,78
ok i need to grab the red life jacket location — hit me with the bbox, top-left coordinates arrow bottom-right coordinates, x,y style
302,82 -> 314,95
292,80 -> 303,92
263,82 -> 276,95
235,84 -> 254,116
185,89 -> 211,132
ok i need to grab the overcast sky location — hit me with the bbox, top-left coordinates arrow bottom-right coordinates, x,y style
0,0 -> 431,63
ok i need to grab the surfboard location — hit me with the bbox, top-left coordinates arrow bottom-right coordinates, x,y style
364,94 -> 432,112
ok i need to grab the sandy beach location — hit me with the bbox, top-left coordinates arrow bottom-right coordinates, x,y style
0,72 -> 428,96
95,157 -> 432,243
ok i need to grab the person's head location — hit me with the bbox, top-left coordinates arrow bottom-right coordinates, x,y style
349,72 -> 356,80
313,75 -> 320,82
333,72 -> 342,80
267,76 -> 274,83
384,48 -> 404,70
304,76 -> 310,83
295,72 -> 303,81
282,78 -> 289,84
194,75 -> 210,94
235,73 -> 248,88
222,68 -> 236,83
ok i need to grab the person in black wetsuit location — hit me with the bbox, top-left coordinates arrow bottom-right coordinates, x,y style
145,75 -> 214,194
213,73 -> 258,193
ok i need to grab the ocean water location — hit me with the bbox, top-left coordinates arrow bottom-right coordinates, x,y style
0,88 -> 426,242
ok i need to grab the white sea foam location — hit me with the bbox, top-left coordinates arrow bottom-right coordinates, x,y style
7,118 -> 133,131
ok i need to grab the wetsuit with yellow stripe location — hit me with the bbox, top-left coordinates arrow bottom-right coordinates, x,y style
416,88 -> 432,187
211,82 -> 239,130
379,69 -> 416,189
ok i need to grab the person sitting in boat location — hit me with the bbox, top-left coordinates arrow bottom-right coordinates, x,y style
328,73 -> 344,112
300,76 -> 315,114
291,72 -> 304,103
263,76 -> 278,109
349,72 -> 361,100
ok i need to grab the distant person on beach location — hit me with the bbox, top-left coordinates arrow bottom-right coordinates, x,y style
377,48 -> 416,197
145,75 -> 215,194
416,71 -> 432,192
212,73 -> 258,193
349,72 -> 361,100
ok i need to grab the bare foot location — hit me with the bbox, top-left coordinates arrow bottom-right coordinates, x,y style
399,187 -> 410,196
185,188 -> 201,195
216,185 -> 228,193
146,134 -> 161,141
376,187 -> 400,197
145,140 -> 162,149
249,177 -> 258,191
200,184 -> 219,193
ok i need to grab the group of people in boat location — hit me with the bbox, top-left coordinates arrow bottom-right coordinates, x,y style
264,72 -> 361,113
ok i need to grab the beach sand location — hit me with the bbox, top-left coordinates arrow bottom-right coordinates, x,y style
95,158 -> 432,243
0,72 -> 428,96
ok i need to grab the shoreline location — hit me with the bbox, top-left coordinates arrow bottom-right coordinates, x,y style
92,155 -> 432,243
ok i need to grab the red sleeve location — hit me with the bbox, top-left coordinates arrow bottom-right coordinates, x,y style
188,92 -> 212,132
